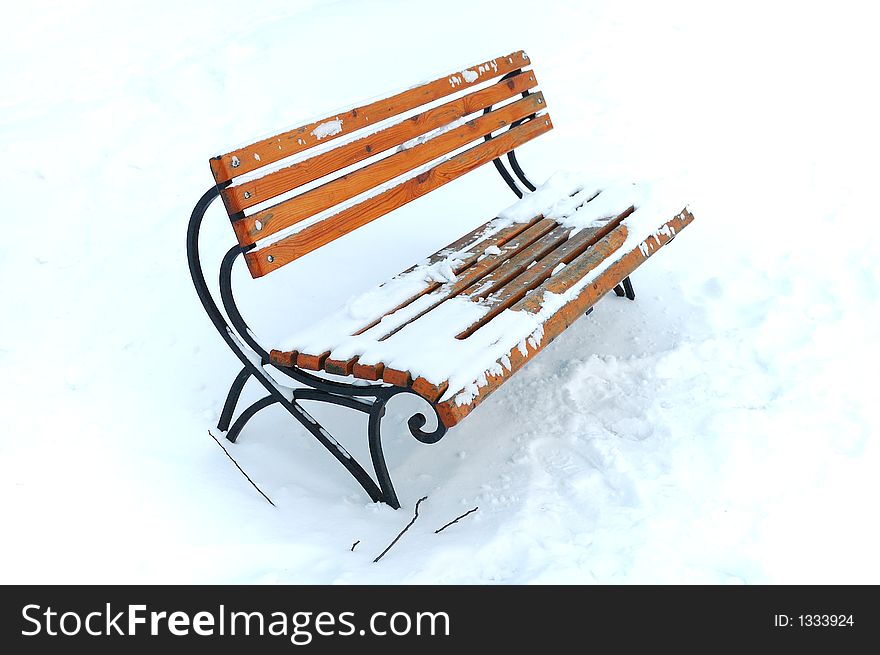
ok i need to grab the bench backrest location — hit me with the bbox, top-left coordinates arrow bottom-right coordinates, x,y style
210,50 -> 553,278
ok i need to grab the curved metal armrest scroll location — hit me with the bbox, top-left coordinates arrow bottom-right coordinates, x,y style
187,186 -> 447,509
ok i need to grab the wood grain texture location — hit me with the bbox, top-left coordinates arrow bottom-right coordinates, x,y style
296,351 -> 329,371
233,94 -> 547,246
269,349 -> 297,367
324,357 -> 356,376
382,368 -> 412,387
313,219 -> 558,384
374,218 -> 559,342
455,219 -> 631,339
411,378 -> 449,403
351,216 -> 546,337
398,214 -> 544,276
267,218 -> 549,371
210,50 -> 531,183
245,116 -> 553,277
221,72 -> 539,214
457,224 -> 572,298
436,209 -> 695,427
352,361 -> 384,381
461,208 -> 631,300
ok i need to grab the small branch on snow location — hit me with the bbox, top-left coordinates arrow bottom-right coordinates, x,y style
208,430 -> 276,508
351,540 -> 360,552
434,507 -> 478,534
373,496 -> 427,563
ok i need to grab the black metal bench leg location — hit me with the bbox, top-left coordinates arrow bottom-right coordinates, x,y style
368,401 -> 400,509
622,276 -> 635,300
188,184 -> 440,507
218,366 -> 253,432
226,395 -> 278,443
613,276 -> 636,301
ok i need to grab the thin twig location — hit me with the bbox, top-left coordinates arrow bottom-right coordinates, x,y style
434,507 -> 478,534
373,496 -> 427,563
208,430 -> 276,507
351,540 -> 360,552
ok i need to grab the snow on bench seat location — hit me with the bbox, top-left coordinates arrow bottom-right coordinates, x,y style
270,172 -> 693,427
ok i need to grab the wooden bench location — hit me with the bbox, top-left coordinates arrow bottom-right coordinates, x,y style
187,50 -> 694,508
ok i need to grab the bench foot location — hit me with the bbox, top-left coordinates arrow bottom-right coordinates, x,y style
613,275 -> 635,301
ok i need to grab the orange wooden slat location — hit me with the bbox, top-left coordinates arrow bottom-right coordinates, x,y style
210,50 -> 532,183
460,208 -> 631,301
411,378 -> 449,403
512,227 -> 632,314
457,224 -> 573,299
269,349 -> 297,367
297,351 -> 329,371
352,361 -> 384,381
351,216 -> 547,337
398,214 -> 544,275
245,115 -> 554,277
436,209 -> 695,427
373,218 -> 558,342
233,93 -> 547,246
222,71 -> 539,214
456,224 -> 628,339
324,357 -> 356,376
382,368 -> 412,387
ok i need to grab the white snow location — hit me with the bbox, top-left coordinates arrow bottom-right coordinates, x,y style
1,0 -> 879,585
310,117 -> 343,140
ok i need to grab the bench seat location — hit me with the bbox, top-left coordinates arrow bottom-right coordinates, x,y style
270,173 -> 693,428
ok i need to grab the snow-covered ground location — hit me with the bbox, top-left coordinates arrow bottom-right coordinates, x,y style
2,0 -> 878,583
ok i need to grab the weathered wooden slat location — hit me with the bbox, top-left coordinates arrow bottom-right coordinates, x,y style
269,349 -> 297,367
324,356 -> 356,376
435,208 -> 695,427
210,50 -> 532,183
233,94 -> 547,246
382,368 -> 412,387
267,218 -> 550,375
352,361 -> 384,381
411,377 -> 449,403
245,116 -> 554,277
222,71 -> 539,214
460,208 -> 631,301
457,224 -> 573,298
351,216 -> 547,337
401,214 -> 544,274
512,229 -> 633,313
297,351 -> 329,371
456,225 -> 628,339
374,218 -> 558,342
